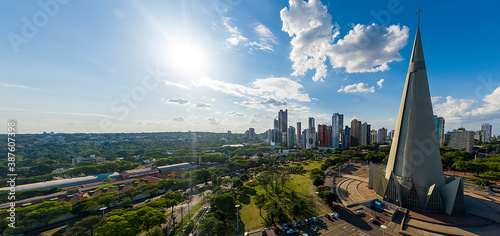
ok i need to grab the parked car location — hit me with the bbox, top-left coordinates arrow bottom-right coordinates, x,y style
333,212 -> 340,218
272,226 -> 279,233
329,213 -> 335,219
369,218 -> 376,223
304,219 -> 309,224
293,221 -> 299,228
300,220 -> 305,226
287,229 -> 298,234
312,217 -> 319,223
355,211 -> 363,216
244,232 -> 249,236
261,229 -> 267,236
283,223 -> 289,230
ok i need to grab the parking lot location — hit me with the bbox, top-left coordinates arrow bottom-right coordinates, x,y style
251,207 -> 390,236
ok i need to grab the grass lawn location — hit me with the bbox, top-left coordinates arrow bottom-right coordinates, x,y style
238,161 -> 325,232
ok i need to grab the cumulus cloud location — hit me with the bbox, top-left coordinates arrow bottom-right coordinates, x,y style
173,117 -> 184,121
226,111 -> 245,117
192,102 -> 213,108
207,117 -> 220,125
165,98 -> 190,105
377,79 -> 384,89
261,98 -> 287,106
338,83 -> 375,93
280,0 -> 409,81
431,96 -> 444,103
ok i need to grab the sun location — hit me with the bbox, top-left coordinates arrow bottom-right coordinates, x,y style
166,40 -> 207,75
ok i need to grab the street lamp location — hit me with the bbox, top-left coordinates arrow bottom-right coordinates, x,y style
99,206 -> 108,218
235,204 -> 241,232
315,191 -> 319,216
381,224 -> 387,236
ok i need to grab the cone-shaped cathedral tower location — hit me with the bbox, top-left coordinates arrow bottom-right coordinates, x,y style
369,10 -> 467,215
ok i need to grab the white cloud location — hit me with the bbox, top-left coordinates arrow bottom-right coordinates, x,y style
0,83 -> 42,91
338,83 -> 375,93
166,98 -> 190,105
207,117 -> 220,125
226,111 -> 245,117
280,0 -> 409,81
192,102 -> 213,109
223,17 -> 248,47
433,96 -> 476,123
164,80 -> 191,90
470,87 -> 500,117
194,77 -> 310,102
173,117 -> 184,121
377,79 -> 384,89
431,96 -> 444,103
248,23 -> 278,52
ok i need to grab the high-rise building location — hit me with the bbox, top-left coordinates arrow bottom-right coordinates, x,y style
308,117 -> 315,131
248,128 -> 255,139
360,122 -> 371,146
318,125 -> 332,147
481,123 -> 492,142
475,130 -> 486,142
296,122 -> 302,146
278,110 -> 288,144
304,129 -> 316,149
369,21 -> 466,215
273,119 -> 279,144
378,127 -> 387,143
287,126 -> 296,147
342,126 -> 350,148
332,113 -> 343,149
450,128 -> 475,153
434,115 -> 445,146
350,119 -> 361,147
370,130 -> 378,143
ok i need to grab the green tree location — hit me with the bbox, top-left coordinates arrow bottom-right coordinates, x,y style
145,225 -> 163,236
198,217 -> 225,236
211,193 -> 236,218
64,215 -> 103,236
255,194 -> 266,218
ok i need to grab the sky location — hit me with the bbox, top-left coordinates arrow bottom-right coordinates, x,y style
1,0 -> 500,135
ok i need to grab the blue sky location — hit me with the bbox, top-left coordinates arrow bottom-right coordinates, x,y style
1,0 -> 499,135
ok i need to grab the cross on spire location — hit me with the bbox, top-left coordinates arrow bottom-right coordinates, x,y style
415,8 -> 423,27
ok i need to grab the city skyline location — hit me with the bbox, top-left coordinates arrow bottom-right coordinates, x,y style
1,0 -> 500,135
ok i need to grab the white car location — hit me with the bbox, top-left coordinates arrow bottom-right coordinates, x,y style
354,211 -> 363,216
369,218 -> 376,223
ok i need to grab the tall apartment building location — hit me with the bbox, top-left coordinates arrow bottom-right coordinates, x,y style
278,110 -> 288,144
342,126 -> 350,148
332,113 -> 343,149
434,115 -> 445,146
350,119 -> 361,147
309,117 -> 315,131
450,128 -> 475,153
481,123 -> 492,142
296,122 -> 302,146
287,126 -> 296,147
370,130 -> 378,143
360,122 -> 371,146
318,124 -> 332,147
378,127 -> 387,143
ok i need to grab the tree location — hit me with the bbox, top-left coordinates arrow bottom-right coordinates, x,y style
211,193 -> 236,218
232,177 -> 243,189
198,217 -> 225,236
452,160 -> 468,173
96,215 -> 135,236
255,194 -> 266,218
64,215 -> 103,236
145,225 -> 163,236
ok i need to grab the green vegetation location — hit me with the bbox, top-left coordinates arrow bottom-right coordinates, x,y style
0,187 -> 64,202
96,184 -> 117,191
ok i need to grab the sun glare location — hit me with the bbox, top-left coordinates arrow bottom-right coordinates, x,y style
167,40 -> 207,75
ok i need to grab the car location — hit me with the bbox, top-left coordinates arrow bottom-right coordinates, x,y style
333,212 -> 340,218
369,218 -> 376,223
474,188 -> 481,191
283,223 -> 289,230
329,213 -> 335,219
272,226 -> 279,233
302,234 -> 309,236
488,192 -> 496,196
304,219 -> 309,224
300,220 -> 305,226
293,221 -> 299,227
286,229 -> 298,235
355,211 -> 363,216
464,186 -> 468,188
312,217 -> 319,222
244,233 -> 249,236
261,229 -> 267,236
